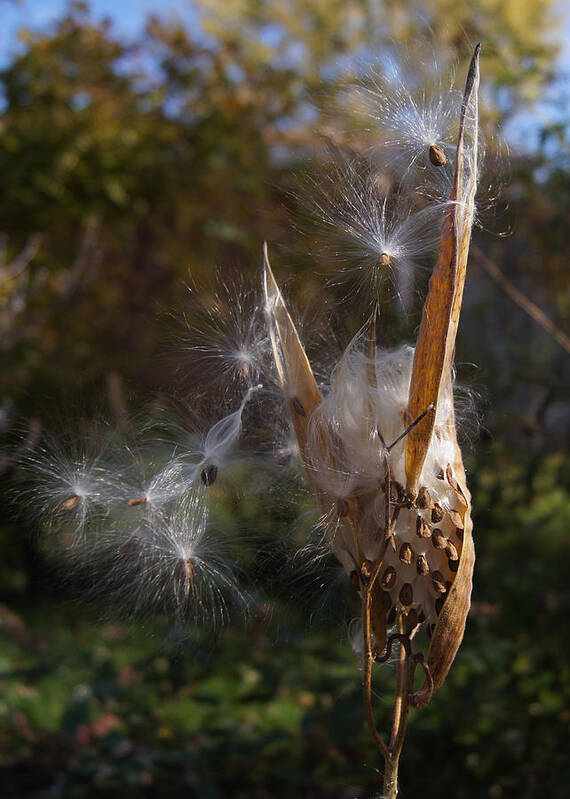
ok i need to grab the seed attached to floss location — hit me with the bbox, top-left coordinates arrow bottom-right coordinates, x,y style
381,565 -> 397,589
416,516 -> 432,538
175,557 -> 195,587
201,464 -> 218,486
376,252 -> 391,269
60,495 -> 80,511
416,486 -> 432,509
431,503 -> 444,523
428,143 -> 447,166
399,583 -> 413,607
127,496 -> 147,507
432,528 -> 447,549
416,554 -> 430,576
431,570 -> 447,594
399,542 -> 413,565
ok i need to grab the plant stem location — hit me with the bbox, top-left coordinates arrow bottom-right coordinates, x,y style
382,751 -> 401,799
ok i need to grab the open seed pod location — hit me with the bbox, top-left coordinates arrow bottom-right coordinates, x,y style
263,46 -> 480,706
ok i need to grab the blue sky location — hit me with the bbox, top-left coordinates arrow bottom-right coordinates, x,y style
1,0 -> 568,154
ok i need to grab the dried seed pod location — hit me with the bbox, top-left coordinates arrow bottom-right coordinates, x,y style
431,503 -> 444,523
399,583 -> 413,606
60,495 -> 80,511
416,516 -> 432,538
399,542 -> 414,565
445,541 -> 459,561
201,464 -> 218,486
381,565 -> 397,589
416,486 -> 432,509
127,496 -> 147,507
432,528 -> 447,549
431,570 -> 447,594
290,396 -> 306,417
429,143 -> 447,166
376,252 -> 391,268
416,554 -> 430,576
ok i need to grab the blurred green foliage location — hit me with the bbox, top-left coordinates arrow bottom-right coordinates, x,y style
0,1 -> 569,797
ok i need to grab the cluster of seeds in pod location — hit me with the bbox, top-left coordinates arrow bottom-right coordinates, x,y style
354,463 -> 467,644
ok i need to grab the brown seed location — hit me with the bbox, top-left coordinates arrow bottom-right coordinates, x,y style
416,486 -> 432,509
389,481 -> 404,505
176,558 -> 195,584
431,570 -> 447,594
446,465 -> 467,503
448,509 -> 464,529
448,557 -> 459,573
416,554 -> 429,576
432,528 -> 447,549
416,516 -> 432,538
361,559 -> 375,582
429,143 -> 447,166
431,503 -> 444,523
290,396 -> 306,417
435,596 -> 445,615
376,252 -> 391,268
399,542 -> 413,566
349,570 -> 360,592
436,467 -> 445,480
455,527 -> 464,542
381,565 -> 396,589
406,608 -> 418,634
445,541 -> 459,561
336,498 -> 349,517
387,606 -> 397,625
201,464 -> 218,486
399,583 -> 413,606
127,496 -> 147,507
60,495 -> 80,511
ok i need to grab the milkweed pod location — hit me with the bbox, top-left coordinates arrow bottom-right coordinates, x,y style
263,244 -> 322,462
